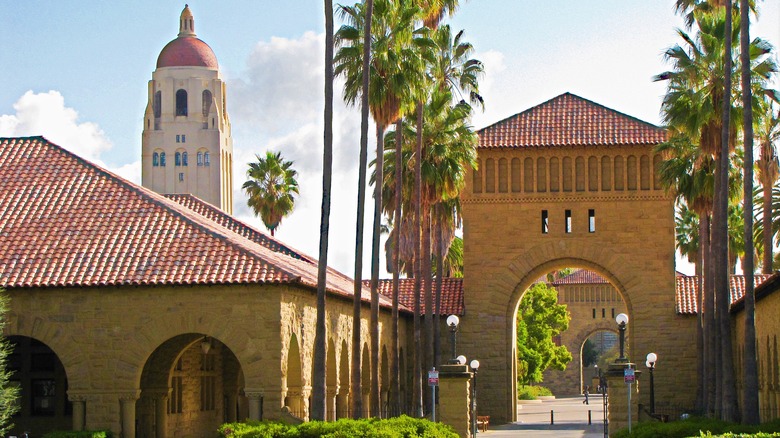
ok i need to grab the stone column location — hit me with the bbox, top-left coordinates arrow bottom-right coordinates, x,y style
606,362 -> 641,435
438,364 -> 472,438
154,392 -> 169,438
119,391 -> 140,438
67,393 -> 86,431
336,390 -> 349,419
326,386 -> 338,421
246,390 -> 264,421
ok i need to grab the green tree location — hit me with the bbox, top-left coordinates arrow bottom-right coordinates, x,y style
755,98 -> 779,273
0,291 -> 19,434
516,283 -> 572,385
581,339 -> 599,368
242,151 -> 299,237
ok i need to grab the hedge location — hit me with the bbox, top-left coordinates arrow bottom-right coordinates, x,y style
219,416 -> 458,438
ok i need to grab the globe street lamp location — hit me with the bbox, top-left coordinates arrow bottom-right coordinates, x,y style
470,359 -> 480,436
615,313 -> 629,362
646,352 -> 657,414
447,315 -> 460,364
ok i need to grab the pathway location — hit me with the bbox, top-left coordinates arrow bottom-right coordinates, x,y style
477,396 -> 608,437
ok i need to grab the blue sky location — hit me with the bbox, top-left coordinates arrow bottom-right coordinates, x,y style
1,1 -> 778,277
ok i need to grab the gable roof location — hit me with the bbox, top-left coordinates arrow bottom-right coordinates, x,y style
551,269 -> 609,285
675,274 -> 772,315
0,137 -> 388,307
364,278 -> 464,315
477,92 -> 667,149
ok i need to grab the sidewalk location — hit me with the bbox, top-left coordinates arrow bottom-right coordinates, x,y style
477,396 -> 607,437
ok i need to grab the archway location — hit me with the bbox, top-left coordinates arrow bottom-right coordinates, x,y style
285,334 -> 305,418
381,346 -> 389,418
326,339 -> 337,420
361,343 -> 370,417
136,333 -> 244,438
579,329 -> 619,394
7,336 -> 72,436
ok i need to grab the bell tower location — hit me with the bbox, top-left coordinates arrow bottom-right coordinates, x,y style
141,4 -> 233,214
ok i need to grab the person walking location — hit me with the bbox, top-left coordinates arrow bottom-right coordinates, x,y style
583,386 -> 589,405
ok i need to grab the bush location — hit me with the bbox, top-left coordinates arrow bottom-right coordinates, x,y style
610,417 -> 780,438
517,385 -> 552,400
219,416 -> 458,438
43,432 -> 114,438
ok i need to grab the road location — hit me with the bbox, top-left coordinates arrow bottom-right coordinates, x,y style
477,396 -> 608,437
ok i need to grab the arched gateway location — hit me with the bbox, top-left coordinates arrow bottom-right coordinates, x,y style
460,93 -> 698,423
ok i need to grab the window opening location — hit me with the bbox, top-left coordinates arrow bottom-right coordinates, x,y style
178,173 -> 184,182
588,209 -> 596,233
541,210 -> 549,234
592,309 -> 596,319
612,308 -> 615,318
160,152 -> 166,167
176,135 -> 180,143
565,210 -> 572,233
153,152 -> 159,167
181,134 -> 185,143
175,152 -> 182,166
182,152 -> 188,166
197,152 -> 203,166
602,308 -> 606,318
175,89 -> 188,116
204,152 -> 210,166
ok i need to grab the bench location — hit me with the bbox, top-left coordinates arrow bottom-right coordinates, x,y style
477,415 -> 490,432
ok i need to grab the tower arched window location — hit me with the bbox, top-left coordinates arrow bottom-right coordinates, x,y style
160,152 -> 167,167
182,152 -> 188,166
176,89 -> 188,116
175,152 -> 182,166
152,152 -> 159,167
197,152 -> 203,166
153,91 -> 162,118
202,90 -> 213,117
204,152 -> 210,166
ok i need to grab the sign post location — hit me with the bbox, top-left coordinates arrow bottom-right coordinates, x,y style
624,367 -> 635,433
428,368 -> 439,422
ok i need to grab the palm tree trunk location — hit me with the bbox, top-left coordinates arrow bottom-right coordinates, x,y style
696,216 -> 705,414
434,204 -> 443,368
423,200 -> 434,408
412,101 -> 424,417
703,212 -> 717,417
370,123 -> 385,417
716,0 -> 739,421
740,0 -> 759,423
310,0 -> 335,421
391,119 -> 403,417
351,0 -> 373,419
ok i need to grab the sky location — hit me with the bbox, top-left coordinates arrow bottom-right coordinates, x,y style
1,1 -> 778,279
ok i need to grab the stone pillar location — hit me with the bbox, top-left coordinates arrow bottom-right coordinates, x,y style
155,392 -> 169,438
68,394 -> 86,431
362,388 -> 371,418
606,362 -> 641,435
225,391 -> 238,423
336,390 -> 349,419
326,386 -> 338,421
438,364 -> 472,438
246,390 -> 264,421
119,391 -> 140,438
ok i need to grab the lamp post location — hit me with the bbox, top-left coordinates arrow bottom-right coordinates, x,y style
447,315 -> 460,364
615,313 -> 629,362
470,359 -> 480,437
646,352 -> 657,414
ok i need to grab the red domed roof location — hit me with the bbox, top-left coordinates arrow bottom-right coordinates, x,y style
156,36 -> 218,69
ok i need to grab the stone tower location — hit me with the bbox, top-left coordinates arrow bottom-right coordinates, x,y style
142,4 -> 233,214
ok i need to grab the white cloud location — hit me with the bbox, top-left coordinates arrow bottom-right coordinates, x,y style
112,160 -> 142,185
0,90 -> 113,165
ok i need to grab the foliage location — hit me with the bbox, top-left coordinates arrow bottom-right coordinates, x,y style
218,416 -> 458,438
610,417 -> 780,438
516,283 -> 572,385
242,151 -> 299,237
0,291 -> 18,435
581,339 -> 599,367
516,385 -> 552,400
42,432 -> 114,438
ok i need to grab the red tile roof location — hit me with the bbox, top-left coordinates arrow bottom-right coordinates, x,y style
551,269 -> 609,285
364,278 -> 464,315
478,93 -> 667,149
675,274 -> 772,315
0,137 -> 387,307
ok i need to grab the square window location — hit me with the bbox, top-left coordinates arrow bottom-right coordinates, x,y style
565,210 -> 572,233
541,210 -> 549,234
181,134 -> 186,143
176,135 -> 180,143
588,209 -> 596,233
178,173 -> 184,182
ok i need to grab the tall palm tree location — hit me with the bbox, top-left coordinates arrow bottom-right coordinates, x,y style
242,151 -> 299,237
310,0 -> 335,421
334,0 -> 373,418
755,98 -> 780,273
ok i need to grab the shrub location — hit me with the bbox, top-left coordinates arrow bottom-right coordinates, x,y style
610,416 -> 780,438
219,416 -> 457,438
517,385 -> 552,400
42,431 -> 115,438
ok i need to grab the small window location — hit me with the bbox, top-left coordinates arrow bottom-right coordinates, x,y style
32,379 -> 56,416
182,152 -> 188,166
588,209 -> 596,233
178,173 -> 184,182
541,210 -> 549,234
204,152 -> 210,166
565,210 -> 572,233
181,134 -> 186,143
176,135 -> 180,143
153,152 -> 159,167
175,152 -> 182,166
176,89 -> 188,116
197,152 -> 203,166
592,309 -> 596,319
160,152 -> 166,167
612,308 -> 615,318
602,308 -> 606,318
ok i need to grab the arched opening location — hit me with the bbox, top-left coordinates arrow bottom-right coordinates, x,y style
361,344 -> 370,418
523,157 -> 534,193
511,158 -> 521,192
337,340 -> 350,419
202,90 -> 213,117
399,347 -> 407,415
381,346 -> 389,418
549,157 -> 560,192
485,158 -> 495,193
326,339 -> 337,421
154,91 -> 162,119
472,160 -> 482,194
7,336 -> 72,436
285,334 -> 305,419
536,157 -> 547,192
137,333 -> 245,438
580,329 -> 619,395
175,89 -> 188,117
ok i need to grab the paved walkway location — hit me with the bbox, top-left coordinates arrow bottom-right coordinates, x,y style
478,396 -> 608,437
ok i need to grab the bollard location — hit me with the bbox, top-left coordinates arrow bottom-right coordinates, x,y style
550,410 -> 554,425
588,410 -> 592,425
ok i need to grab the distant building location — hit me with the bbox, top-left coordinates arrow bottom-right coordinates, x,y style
142,5 -> 234,214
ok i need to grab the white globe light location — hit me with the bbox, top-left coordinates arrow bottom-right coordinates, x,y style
470,359 -> 480,370
615,313 -> 629,325
447,314 -> 460,327
646,352 -> 657,363
646,360 -> 652,368
457,355 -> 467,365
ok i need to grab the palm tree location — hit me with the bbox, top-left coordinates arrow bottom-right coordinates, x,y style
755,98 -> 779,273
242,151 -> 299,237
310,0 -> 335,421
334,0 -> 373,418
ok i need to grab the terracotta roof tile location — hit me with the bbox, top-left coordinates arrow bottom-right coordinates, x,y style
364,278 -> 464,315
675,274 -> 772,315
551,269 -> 609,285
478,93 -> 667,149
0,137 -> 387,306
